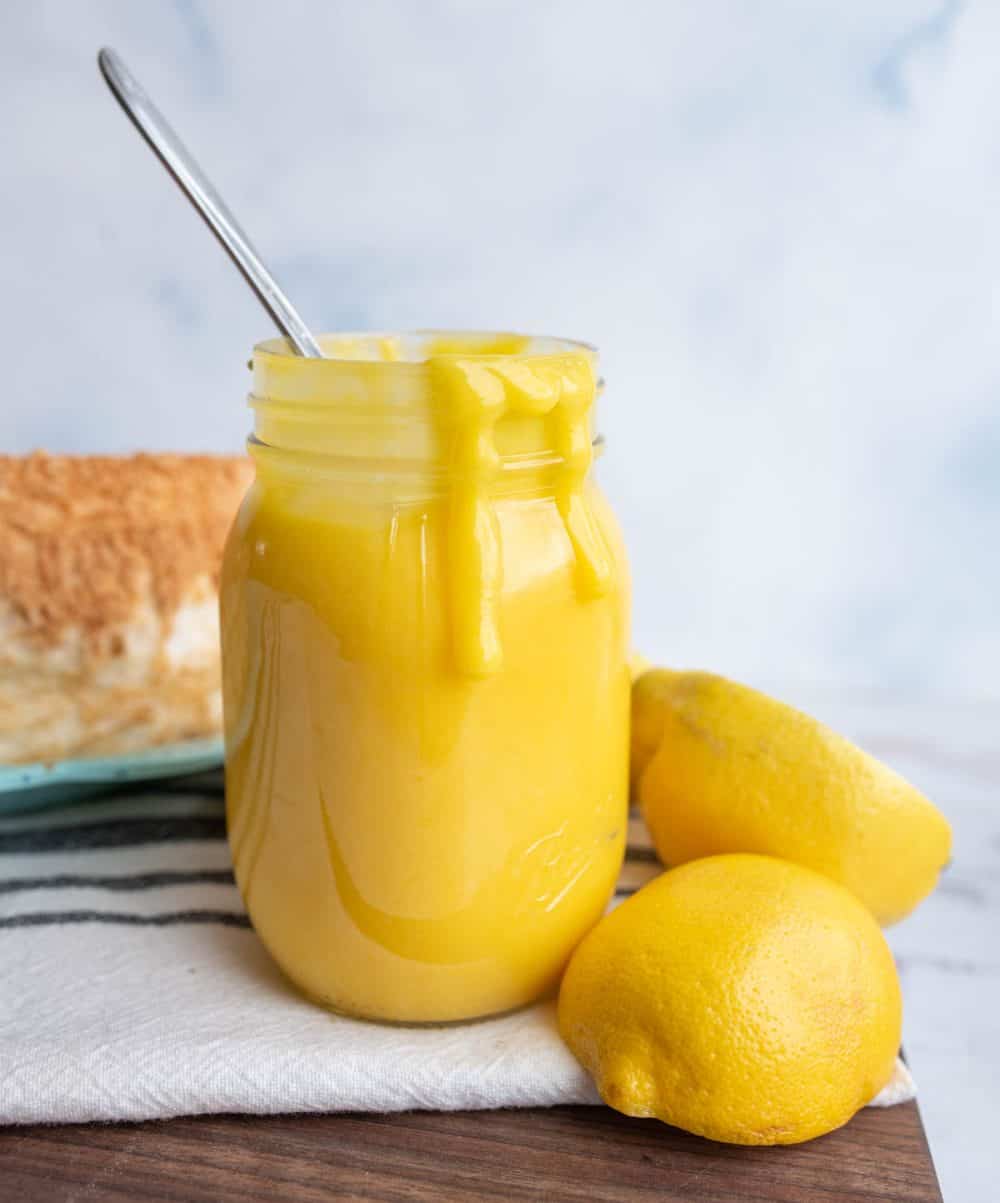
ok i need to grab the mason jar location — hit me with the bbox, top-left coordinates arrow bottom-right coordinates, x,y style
220,331 -> 630,1023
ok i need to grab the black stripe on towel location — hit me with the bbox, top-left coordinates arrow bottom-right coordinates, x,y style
158,779 -> 226,799
0,909 -> 250,930
624,845 -> 660,864
0,869 -> 236,895
0,815 -> 227,854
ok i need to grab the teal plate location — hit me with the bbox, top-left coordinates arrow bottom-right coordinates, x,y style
0,738 -> 225,815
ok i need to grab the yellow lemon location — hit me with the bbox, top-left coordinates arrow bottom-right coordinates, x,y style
628,650 -> 651,680
632,669 -> 952,925
558,854 -> 902,1145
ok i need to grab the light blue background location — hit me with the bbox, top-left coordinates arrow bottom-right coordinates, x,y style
6,0 -> 997,700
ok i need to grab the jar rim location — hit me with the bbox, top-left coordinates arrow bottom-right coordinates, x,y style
249,331 -> 604,475
252,330 -> 598,373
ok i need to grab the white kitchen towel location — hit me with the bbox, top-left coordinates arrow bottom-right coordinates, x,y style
0,777 -> 914,1125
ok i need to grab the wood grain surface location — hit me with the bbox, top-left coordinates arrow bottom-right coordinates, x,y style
0,1099 -> 941,1202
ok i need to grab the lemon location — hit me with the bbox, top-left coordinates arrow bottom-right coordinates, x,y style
558,854 -> 902,1145
628,650 -> 651,680
632,669 -> 952,925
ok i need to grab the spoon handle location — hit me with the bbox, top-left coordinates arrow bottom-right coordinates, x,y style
98,47 -> 324,358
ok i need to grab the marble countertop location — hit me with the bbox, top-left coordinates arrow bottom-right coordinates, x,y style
789,692 -> 999,1202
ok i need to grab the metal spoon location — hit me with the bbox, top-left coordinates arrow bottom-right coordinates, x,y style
98,47 -> 324,358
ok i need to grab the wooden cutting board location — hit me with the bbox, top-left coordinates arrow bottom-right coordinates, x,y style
1,1096 -> 941,1201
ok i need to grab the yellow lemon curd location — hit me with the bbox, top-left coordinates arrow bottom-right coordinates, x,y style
220,332 -> 630,1023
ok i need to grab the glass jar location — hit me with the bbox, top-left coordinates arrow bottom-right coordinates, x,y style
220,331 -> 630,1024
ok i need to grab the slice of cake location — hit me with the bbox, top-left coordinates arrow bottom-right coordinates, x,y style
0,452 -> 253,764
